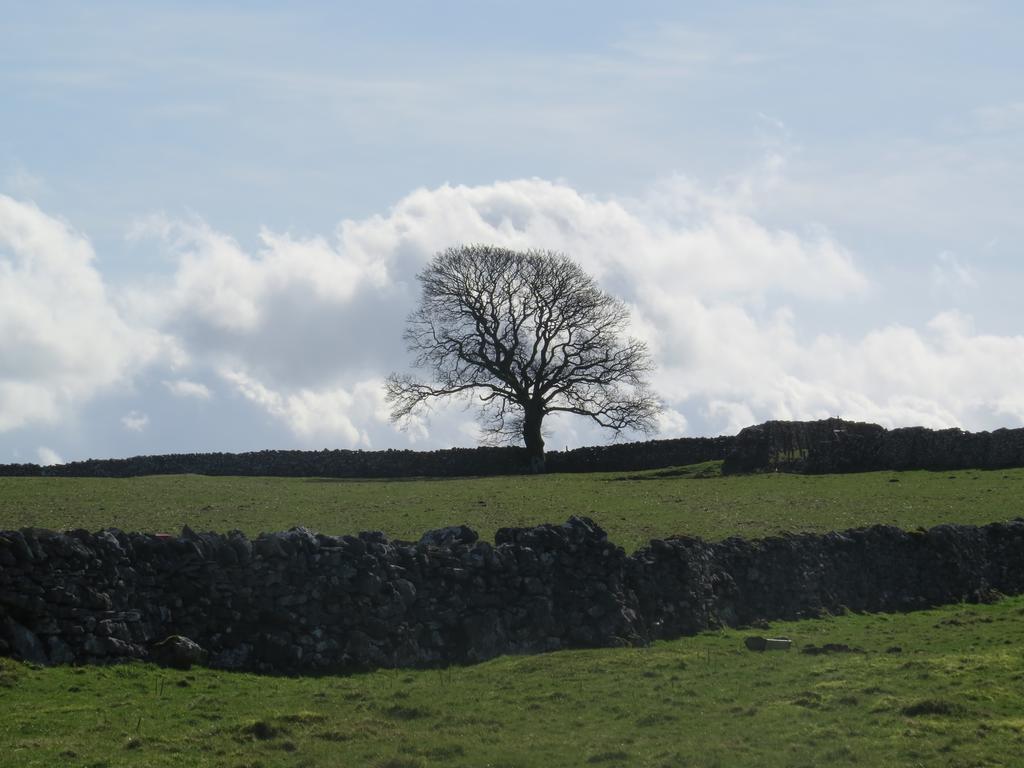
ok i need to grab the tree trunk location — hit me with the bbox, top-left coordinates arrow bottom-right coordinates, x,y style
522,406 -> 546,474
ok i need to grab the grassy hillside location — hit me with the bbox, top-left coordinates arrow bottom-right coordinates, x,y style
2,596 -> 1022,767
1,462 -> 1023,550
3,463 -> 1024,766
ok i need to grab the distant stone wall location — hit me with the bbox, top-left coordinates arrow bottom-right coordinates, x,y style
0,437 -> 735,479
2,517 -> 1021,672
4,419 -> 1024,481
721,419 -> 1024,474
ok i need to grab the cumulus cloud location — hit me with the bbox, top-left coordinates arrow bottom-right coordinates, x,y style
118,175 -> 1024,447
656,408 -> 689,438
124,175 -> 872,446
127,214 -> 407,388
36,446 -> 63,466
676,309 -> 1024,432
0,195 -> 180,432
7,175 -> 1024,458
220,369 -> 389,446
128,215 -> 391,333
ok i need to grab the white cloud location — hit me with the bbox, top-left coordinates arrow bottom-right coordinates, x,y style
127,213 -> 407,389
220,368 -> 389,447
656,408 -> 689,438
118,175 -> 1024,446
336,176 -> 868,304
705,400 -> 758,436
124,175 -> 868,445
164,379 -> 213,399
671,309 -> 1024,432
121,411 -> 149,432
0,195 -> 181,432
129,216 -> 390,334
36,446 -> 63,466
9,175 -> 1024,457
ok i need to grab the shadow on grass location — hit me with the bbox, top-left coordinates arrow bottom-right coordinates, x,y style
607,462 -> 723,482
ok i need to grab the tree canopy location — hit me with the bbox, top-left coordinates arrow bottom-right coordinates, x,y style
386,245 -> 661,471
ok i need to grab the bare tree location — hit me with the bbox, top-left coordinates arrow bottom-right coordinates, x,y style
386,245 -> 661,471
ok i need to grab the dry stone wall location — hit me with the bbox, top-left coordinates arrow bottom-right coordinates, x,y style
722,418 -> 1024,474
0,437 -> 735,479
4,419 -> 1023,480
2,517 -> 1022,672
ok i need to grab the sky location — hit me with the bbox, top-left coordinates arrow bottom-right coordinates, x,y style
2,1 -> 1024,464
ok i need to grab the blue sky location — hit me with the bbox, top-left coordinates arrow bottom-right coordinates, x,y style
2,1 -> 1023,462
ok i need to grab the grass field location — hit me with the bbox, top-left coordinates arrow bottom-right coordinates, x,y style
2,597 -> 1022,767
2,463 -> 1023,767
2,462 -> 1024,550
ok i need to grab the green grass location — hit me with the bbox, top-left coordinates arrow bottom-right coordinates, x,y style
2,462 -> 1023,551
3,463 -> 1024,765
2,596 -> 1023,767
